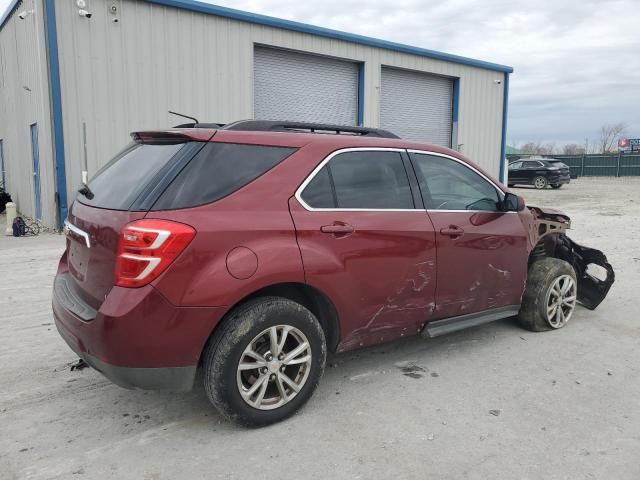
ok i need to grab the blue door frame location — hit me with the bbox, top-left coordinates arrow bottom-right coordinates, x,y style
0,139 -> 5,189
30,124 -> 42,220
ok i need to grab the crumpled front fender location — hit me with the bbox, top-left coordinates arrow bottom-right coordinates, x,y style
526,205 -> 615,310
557,235 -> 615,310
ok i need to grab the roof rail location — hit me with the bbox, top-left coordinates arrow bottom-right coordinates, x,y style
173,122 -> 226,128
221,120 -> 400,138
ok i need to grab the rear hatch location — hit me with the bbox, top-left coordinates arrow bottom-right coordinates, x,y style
65,131 -> 213,311
548,160 -> 570,176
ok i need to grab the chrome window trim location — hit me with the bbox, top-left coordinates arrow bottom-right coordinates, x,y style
428,209 -> 512,213
295,147 -> 515,214
294,147 -> 418,212
63,219 -> 91,248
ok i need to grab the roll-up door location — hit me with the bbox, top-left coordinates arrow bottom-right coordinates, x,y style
254,47 -> 359,125
380,67 -> 453,146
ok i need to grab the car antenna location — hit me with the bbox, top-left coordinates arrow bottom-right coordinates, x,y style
168,110 -> 199,124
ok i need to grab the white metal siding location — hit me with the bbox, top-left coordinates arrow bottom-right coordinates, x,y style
254,47 -> 358,125
380,67 -> 452,146
0,0 -> 55,225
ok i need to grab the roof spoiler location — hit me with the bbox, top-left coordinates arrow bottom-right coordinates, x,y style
131,130 -> 216,144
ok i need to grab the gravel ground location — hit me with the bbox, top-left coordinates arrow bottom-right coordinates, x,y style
1,177 -> 639,480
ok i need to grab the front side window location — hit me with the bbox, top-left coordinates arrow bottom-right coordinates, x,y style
410,153 -> 501,211
300,150 -> 414,209
509,161 -> 522,170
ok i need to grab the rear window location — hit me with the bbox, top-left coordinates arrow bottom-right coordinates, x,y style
77,143 -> 185,210
151,143 -> 296,210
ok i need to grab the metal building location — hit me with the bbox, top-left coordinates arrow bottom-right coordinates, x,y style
0,0 -> 513,227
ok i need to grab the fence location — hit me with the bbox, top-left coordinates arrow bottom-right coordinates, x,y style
507,153 -> 640,178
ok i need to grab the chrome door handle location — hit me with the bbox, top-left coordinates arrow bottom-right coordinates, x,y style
320,223 -> 354,237
440,225 -> 464,237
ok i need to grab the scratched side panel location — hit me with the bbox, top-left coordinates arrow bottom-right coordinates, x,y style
289,198 -> 437,352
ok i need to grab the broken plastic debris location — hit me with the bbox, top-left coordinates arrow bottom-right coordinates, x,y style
70,359 -> 89,371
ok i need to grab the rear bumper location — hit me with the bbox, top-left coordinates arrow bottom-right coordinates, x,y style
55,319 -> 196,390
52,272 -> 227,391
547,174 -> 571,185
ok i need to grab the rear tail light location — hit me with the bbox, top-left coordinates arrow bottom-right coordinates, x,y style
115,219 -> 196,288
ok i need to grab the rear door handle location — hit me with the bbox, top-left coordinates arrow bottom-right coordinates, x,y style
440,225 -> 464,237
321,223 -> 354,237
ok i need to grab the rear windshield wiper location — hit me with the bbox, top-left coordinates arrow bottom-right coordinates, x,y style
78,184 -> 95,200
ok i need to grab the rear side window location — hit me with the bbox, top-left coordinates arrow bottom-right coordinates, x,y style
524,161 -> 542,168
152,143 -> 296,210
300,167 -> 335,208
300,150 -> 414,210
78,143 -> 185,210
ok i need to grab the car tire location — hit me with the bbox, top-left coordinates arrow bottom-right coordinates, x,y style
518,258 -> 577,332
551,184 -> 562,189
533,176 -> 548,189
202,297 -> 326,427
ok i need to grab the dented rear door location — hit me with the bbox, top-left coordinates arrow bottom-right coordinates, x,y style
289,148 -> 437,351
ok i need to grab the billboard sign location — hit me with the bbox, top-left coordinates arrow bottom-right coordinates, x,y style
619,138 -> 640,153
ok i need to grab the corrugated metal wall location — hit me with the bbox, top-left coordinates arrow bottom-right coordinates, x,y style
56,0 -> 503,200
0,0 -> 56,225
51,0 -> 505,223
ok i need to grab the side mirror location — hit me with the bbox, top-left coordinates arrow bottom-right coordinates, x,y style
502,192 -> 525,212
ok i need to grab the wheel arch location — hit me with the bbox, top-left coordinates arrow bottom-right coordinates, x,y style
199,282 -> 341,365
528,232 -> 574,268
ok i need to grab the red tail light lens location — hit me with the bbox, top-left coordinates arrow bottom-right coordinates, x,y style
115,219 -> 196,288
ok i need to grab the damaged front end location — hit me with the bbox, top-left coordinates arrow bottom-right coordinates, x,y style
527,206 -> 615,310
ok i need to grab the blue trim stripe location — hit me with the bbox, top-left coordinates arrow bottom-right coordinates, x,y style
451,78 -> 460,148
0,0 -> 20,30
43,0 -> 68,225
499,73 -> 510,183
451,78 -> 460,123
357,63 -> 365,126
144,0 -> 513,74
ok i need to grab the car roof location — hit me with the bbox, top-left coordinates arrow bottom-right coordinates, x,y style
134,127 -> 465,156
132,126 -> 503,189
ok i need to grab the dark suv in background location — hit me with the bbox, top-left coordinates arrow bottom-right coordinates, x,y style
53,121 -> 613,426
508,157 -> 571,189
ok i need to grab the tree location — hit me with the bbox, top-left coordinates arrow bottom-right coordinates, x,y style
561,143 -> 585,155
520,142 -> 556,155
598,123 -> 627,154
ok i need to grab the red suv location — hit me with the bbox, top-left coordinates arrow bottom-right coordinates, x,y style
53,121 -> 614,426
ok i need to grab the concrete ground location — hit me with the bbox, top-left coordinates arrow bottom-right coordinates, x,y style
1,177 -> 639,480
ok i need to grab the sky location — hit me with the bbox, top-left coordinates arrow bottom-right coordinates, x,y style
2,0 -> 638,147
